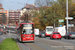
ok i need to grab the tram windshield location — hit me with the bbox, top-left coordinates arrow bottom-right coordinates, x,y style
22,24 -> 34,34
46,28 -> 53,31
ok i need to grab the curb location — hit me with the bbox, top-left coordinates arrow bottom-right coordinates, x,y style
14,38 -> 22,50
0,39 -> 5,44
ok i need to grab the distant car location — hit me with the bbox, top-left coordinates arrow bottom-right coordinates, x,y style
0,32 -> 3,35
15,30 -> 17,34
3,30 -> 6,34
64,32 -> 75,39
39,32 -> 46,38
50,32 -> 61,39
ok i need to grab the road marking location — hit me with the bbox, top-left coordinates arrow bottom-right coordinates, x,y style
36,37 -> 75,45
23,43 -> 31,50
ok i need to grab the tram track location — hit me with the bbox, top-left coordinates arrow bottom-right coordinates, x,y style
23,43 -> 31,50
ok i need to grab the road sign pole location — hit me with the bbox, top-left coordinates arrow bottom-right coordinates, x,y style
9,26 -> 11,38
66,0 -> 68,33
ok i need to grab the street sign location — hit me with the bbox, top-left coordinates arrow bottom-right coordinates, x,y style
60,25 -> 62,27
59,19 -> 64,22
69,24 -> 74,27
65,17 -> 73,19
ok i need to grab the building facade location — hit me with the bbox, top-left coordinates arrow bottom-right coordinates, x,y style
8,10 -> 21,25
72,0 -> 75,3
0,10 -> 8,24
21,4 -> 39,22
0,3 -> 4,10
0,3 -> 7,25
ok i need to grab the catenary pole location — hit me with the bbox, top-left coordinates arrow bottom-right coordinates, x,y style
66,0 -> 68,33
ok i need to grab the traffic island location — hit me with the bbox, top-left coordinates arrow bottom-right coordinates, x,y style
0,38 -> 19,50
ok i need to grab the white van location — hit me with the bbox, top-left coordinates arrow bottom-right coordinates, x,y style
34,29 -> 39,36
54,26 -> 66,37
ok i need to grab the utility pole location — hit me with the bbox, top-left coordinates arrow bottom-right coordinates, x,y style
53,0 -> 55,31
66,0 -> 68,33
26,13 -> 28,22
54,11 -> 55,31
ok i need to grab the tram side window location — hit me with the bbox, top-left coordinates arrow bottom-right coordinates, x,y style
22,29 -> 26,34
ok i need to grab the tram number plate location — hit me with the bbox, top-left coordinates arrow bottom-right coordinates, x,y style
56,36 -> 58,37
27,37 -> 30,38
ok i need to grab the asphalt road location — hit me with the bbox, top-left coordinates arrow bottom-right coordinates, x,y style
0,33 -> 75,50
17,36 -> 75,50
46,37 -> 75,44
0,34 -> 7,44
24,37 -> 75,50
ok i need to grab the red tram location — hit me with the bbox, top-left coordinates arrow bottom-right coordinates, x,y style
17,22 -> 35,42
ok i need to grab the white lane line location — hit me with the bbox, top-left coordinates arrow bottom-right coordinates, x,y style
36,37 -> 75,45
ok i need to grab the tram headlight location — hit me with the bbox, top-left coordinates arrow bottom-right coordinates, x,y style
31,35 -> 33,37
23,36 -> 25,37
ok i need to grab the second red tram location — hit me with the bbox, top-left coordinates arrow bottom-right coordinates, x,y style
17,22 -> 35,42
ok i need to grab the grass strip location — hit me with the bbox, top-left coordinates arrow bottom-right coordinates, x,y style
0,38 -> 19,50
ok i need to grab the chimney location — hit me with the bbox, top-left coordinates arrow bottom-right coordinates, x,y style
33,4 -> 35,6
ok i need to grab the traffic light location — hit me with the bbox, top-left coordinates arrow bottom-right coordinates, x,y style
3,26 -> 5,29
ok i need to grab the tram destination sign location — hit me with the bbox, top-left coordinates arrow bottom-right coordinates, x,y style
23,27 -> 32,29
23,24 -> 32,27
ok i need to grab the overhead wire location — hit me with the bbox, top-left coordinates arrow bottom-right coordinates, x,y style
27,0 -> 29,4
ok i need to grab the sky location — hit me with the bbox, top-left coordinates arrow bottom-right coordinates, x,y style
0,0 -> 35,10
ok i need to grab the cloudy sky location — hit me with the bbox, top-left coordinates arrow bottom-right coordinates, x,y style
0,0 -> 35,10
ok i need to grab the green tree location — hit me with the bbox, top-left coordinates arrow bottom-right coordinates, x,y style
69,3 -> 75,21
32,0 -> 73,30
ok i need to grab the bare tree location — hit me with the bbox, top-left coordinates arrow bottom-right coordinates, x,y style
35,0 -> 53,7
20,12 -> 31,22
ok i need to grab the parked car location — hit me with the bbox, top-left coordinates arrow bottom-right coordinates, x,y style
3,30 -> 6,34
0,27 -> 3,35
50,32 -> 61,39
0,32 -> 3,35
39,31 -> 46,38
64,32 -> 75,39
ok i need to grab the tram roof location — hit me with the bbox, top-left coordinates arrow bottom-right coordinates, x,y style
20,21 -> 34,24
21,21 -> 29,23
